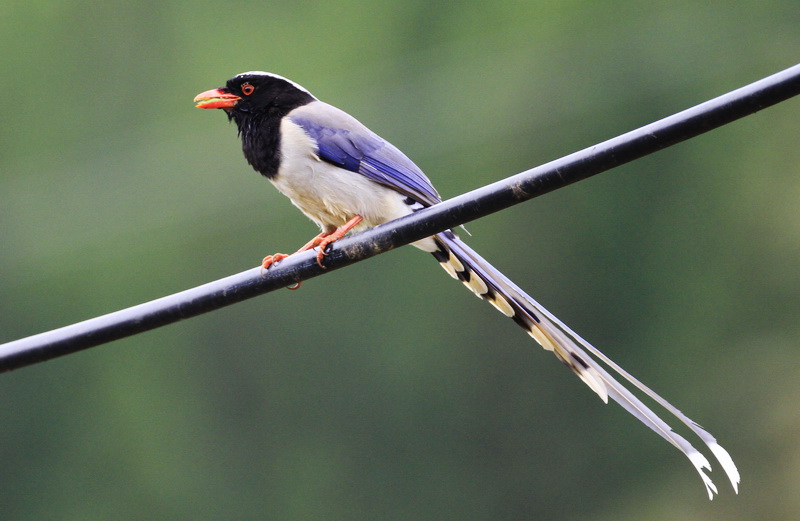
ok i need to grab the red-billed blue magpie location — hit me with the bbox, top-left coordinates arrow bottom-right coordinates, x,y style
194,71 -> 739,498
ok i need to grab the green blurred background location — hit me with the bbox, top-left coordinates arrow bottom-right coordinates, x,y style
2,1 -> 799,519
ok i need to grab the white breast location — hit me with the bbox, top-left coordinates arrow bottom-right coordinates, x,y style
271,119 -> 414,234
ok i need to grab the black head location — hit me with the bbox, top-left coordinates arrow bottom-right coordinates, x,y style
194,71 -> 316,176
195,71 -> 316,121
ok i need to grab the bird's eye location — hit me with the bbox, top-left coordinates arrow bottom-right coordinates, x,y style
241,83 -> 255,95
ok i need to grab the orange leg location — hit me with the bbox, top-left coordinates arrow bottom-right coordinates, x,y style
260,215 -> 365,287
261,230 -> 330,270
312,215 -> 364,268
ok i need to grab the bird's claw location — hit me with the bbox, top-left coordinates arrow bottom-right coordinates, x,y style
260,252 -> 304,289
260,252 -> 289,279
262,252 -> 290,270
314,246 -> 329,268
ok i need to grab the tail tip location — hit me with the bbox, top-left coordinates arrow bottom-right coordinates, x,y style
709,443 -> 740,494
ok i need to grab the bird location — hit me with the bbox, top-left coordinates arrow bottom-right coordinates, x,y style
194,71 -> 740,498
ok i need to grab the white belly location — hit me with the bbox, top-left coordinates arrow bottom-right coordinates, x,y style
272,119 -> 415,234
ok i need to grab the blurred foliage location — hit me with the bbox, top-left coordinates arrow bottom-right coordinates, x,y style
2,1 -> 799,519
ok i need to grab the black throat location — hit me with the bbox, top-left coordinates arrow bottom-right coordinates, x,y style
229,91 -> 315,179
231,110 -> 282,178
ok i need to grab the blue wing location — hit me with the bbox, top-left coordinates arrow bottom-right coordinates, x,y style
290,109 -> 441,207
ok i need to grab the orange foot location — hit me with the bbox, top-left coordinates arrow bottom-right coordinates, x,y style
261,252 -> 304,289
262,252 -> 290,270
310,215 -> 364,268
259,215 -> 365,288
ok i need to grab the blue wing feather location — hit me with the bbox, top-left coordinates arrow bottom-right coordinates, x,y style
290,114 -> 441,206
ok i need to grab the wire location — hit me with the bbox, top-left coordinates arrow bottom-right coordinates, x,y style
2,63 -> 799,372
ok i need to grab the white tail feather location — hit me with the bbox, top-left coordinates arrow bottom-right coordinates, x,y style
432,231 -> 740,498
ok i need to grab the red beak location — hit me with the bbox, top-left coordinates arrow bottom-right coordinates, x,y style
193,88 -> 242,109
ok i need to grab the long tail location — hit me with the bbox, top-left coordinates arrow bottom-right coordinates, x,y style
430,230 -> 740,499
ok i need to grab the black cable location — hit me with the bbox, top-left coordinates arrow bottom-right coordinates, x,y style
2,63 -> 799,372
